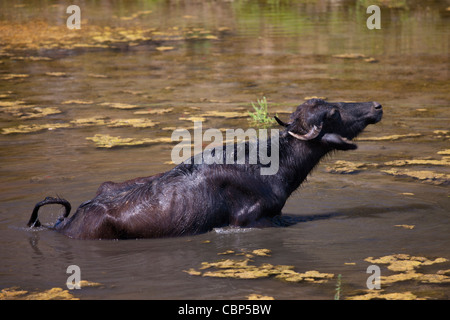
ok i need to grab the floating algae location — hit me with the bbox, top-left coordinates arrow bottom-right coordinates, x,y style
45,72 -> 67,77
332,53 -> 367,59
71,117 -> 159,128
134,107 -> 174,115
99,102 -> 141,110
115,10 -> 153,21
276,270 -> 335,283
393,272 -> 450,284
156,46 -> 175,52
87,73 -> 108,78
218,250 -> 235,255
197,259 -> 293,280
0,74 -> 29,80
375,269 -> 450,286
433,130 -> 450,139
381,168 -> 450,185
0,287 -> 78,300
2,123 -> 71,134
17,107 -> 61,119
162,126 -> 194,131
0,100 -> 30,108
62,100 -> 94,105
347,254 -> 450,299
12,56 -> 52,61
86,134 -> 138,148
363,57 -> 378,63
184,249 -> 334,283
0,22 -> 146,51
106,118 -> 159,128
197,111 -> 249,119
3,115 -> 162,134
365,254 -> 448,273
76,280 -> 102,288
0,100 -> 61,119
199,258 -> 253,270
202,263 -> 273,280
385,158 -> 450,167
218,248 -> 271,258
325,160 -> 374,174
252,249 -> 272,257
332,53 -> 378,62
247,294 -> 274,300
347,290 -> 420,300
437,149 -> 450,155
381,151 -> 450,185
363,254 -> 450,285
394,224 -> 415,230
0,287 -> 28,299
179,115 -> 207,122
0,280 -> 102,300
70,117 -> 109,126
358,133 -> 422,141
86,134 -> 172,148
0,17 -> 224,55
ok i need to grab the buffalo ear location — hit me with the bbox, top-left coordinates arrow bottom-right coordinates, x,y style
328,108 -> 341,121
274,116 -> 289,127
321,133 -> 357,150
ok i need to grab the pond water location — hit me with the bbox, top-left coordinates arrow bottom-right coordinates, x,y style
0,0 -> 449,300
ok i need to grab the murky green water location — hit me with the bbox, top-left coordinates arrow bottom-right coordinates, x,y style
0,1 -> 449,299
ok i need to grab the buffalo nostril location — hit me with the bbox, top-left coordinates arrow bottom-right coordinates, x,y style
373,102 -> 382,110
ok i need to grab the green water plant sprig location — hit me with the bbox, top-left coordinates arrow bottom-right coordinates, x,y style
249,96 -> 277,126
334,274 -> 342,300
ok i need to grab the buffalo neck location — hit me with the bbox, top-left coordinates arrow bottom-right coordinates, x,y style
272,132 -> 330,197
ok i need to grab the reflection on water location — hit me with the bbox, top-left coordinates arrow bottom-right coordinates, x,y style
0,1 -> 449,299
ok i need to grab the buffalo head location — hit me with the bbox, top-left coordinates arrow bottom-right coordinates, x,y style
275,98 -> 383,150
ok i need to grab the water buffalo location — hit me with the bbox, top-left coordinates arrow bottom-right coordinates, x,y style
27,98 -> 382,239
